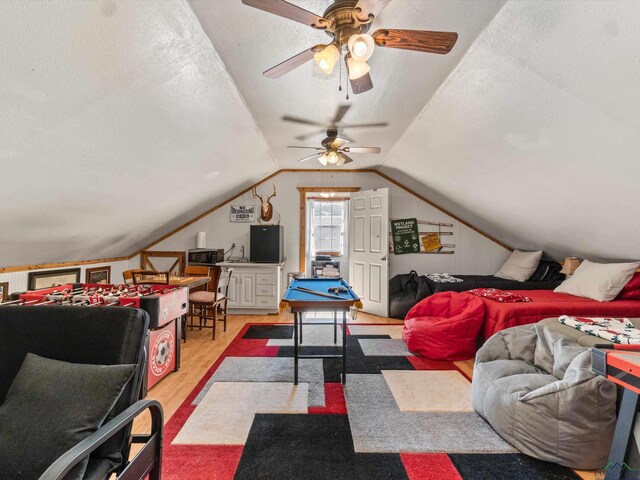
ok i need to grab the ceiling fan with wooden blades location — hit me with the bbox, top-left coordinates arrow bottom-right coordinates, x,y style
241,0 -> 458,94
288,128 -> 381,166
283,104 -> 388,141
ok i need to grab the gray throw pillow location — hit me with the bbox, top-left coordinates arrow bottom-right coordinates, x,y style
0,353 -> 136,480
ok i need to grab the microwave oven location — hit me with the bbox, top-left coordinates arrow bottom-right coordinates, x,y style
187,248 -> 224,266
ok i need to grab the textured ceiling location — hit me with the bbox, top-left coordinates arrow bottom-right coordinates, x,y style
1,0 -> 638,267
381,0 -> 640,261
0,0 -> 275,266
189,0 -> 504,168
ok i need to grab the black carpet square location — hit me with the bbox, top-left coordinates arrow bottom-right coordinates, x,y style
243,325 -> 294,339
234,414 -> 408,480
276,335 -> 415,382
448,454 -> 581,480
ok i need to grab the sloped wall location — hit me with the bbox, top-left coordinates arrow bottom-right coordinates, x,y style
151,170 -> 510,283
382,1 -> 640,262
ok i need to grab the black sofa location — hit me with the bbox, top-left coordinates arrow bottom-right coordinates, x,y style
389,261 -> 565,319
0,306 -> 163,480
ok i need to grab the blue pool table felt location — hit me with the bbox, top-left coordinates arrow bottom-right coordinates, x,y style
282,278 -> 359,302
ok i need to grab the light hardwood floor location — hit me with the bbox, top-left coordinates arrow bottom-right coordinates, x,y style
133,311 -> 595,480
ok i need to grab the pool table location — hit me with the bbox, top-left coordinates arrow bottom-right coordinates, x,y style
280,278 -> 362,384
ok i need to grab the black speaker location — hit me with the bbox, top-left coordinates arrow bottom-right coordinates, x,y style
250,225 -> 284,263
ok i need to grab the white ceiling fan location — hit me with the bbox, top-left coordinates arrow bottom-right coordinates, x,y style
289,127 -> 381,166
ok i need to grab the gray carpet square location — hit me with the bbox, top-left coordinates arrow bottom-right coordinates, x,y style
345,374 -> 516,454
358,339 -> 414,356
193,357 -> 325,407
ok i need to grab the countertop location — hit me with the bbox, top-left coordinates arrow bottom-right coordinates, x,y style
218,259 -> 286,268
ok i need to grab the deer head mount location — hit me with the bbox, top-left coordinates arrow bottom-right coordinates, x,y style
252,184 -> 280,224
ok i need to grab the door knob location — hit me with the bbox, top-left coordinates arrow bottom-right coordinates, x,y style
380,256 -> 387,261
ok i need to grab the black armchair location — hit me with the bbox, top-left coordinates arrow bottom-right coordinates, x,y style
0,306 -> 163,480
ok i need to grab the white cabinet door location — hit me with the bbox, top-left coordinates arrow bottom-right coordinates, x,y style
239,273 -> 256,307
227,274 -> 239,308
349,188 -> 389,317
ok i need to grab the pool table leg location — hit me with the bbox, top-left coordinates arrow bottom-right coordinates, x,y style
294,311 -> 299,385
334,311 -> 337,344
342,310 -> 347,384
300,312 -> 303,345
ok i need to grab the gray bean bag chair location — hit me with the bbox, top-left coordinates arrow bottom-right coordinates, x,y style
471,323 -> 617,469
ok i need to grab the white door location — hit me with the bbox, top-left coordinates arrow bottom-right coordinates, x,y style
349,188 -> 389,317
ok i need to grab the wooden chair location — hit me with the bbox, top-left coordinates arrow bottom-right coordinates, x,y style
215,268 -> 233,334
122,269 -> 144,285
184,265 -> 210,278
131,270 -> 170,285
182,266 -> 210,342
188,266 -> 223,339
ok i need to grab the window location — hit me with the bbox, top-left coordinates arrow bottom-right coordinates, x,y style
311,200 -> 346,256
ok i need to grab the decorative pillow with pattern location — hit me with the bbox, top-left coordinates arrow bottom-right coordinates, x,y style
559,315 -> 640,344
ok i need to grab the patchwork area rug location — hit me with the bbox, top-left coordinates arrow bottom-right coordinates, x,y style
163,322 -> 582,479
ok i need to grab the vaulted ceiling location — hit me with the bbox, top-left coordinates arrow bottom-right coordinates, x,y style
0,0 -> 638,268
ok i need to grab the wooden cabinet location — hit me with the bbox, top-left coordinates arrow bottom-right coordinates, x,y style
218,261 -> 284,315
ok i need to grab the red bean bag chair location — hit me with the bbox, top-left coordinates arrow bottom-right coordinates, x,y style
402,292 -> 485,361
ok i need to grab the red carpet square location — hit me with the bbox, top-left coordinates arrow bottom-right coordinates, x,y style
163,445 -> 243,480
401,453 -> 462,480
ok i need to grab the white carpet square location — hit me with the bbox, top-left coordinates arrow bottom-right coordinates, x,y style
358,339 -> 414,356
382,370 -> 473,412
173,382 -> 308,445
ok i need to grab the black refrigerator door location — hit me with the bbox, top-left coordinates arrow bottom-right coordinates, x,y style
250,225 -> 283,263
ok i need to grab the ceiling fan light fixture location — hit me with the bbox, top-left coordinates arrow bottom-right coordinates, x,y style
348,34 -> 374,61
326,151 -> 339,164
314,44 -> 340,75
347,57 -> 370,80
318,153 -> 329,166
336,154 -> 346,166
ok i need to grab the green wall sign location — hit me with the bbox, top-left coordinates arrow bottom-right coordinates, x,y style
390,218 -> 420,254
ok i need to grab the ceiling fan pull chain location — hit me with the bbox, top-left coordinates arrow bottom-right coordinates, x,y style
346,74 -> 350,100
338,54 -> 342,92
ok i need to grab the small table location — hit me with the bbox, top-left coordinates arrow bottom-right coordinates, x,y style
169,276 -> 210,289
280,278 -> 362,385
592,346 -> 640,479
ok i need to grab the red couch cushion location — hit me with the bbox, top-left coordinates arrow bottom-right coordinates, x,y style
402,291 -> 485,361
617,272 -> 640,300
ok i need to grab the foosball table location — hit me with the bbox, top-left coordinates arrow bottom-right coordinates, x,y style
6,283 -> 189,392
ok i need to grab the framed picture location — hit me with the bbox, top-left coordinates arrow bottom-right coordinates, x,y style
86,266 -> 111,284
0,282 -> 8,302
28,268 -> 81,290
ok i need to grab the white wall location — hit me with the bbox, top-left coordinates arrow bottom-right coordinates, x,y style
0,171 -> 510,298
0,259 -> 131,297
151,171 -> 510,284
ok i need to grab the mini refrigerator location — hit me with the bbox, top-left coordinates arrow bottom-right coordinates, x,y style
250,225 -> 284,263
